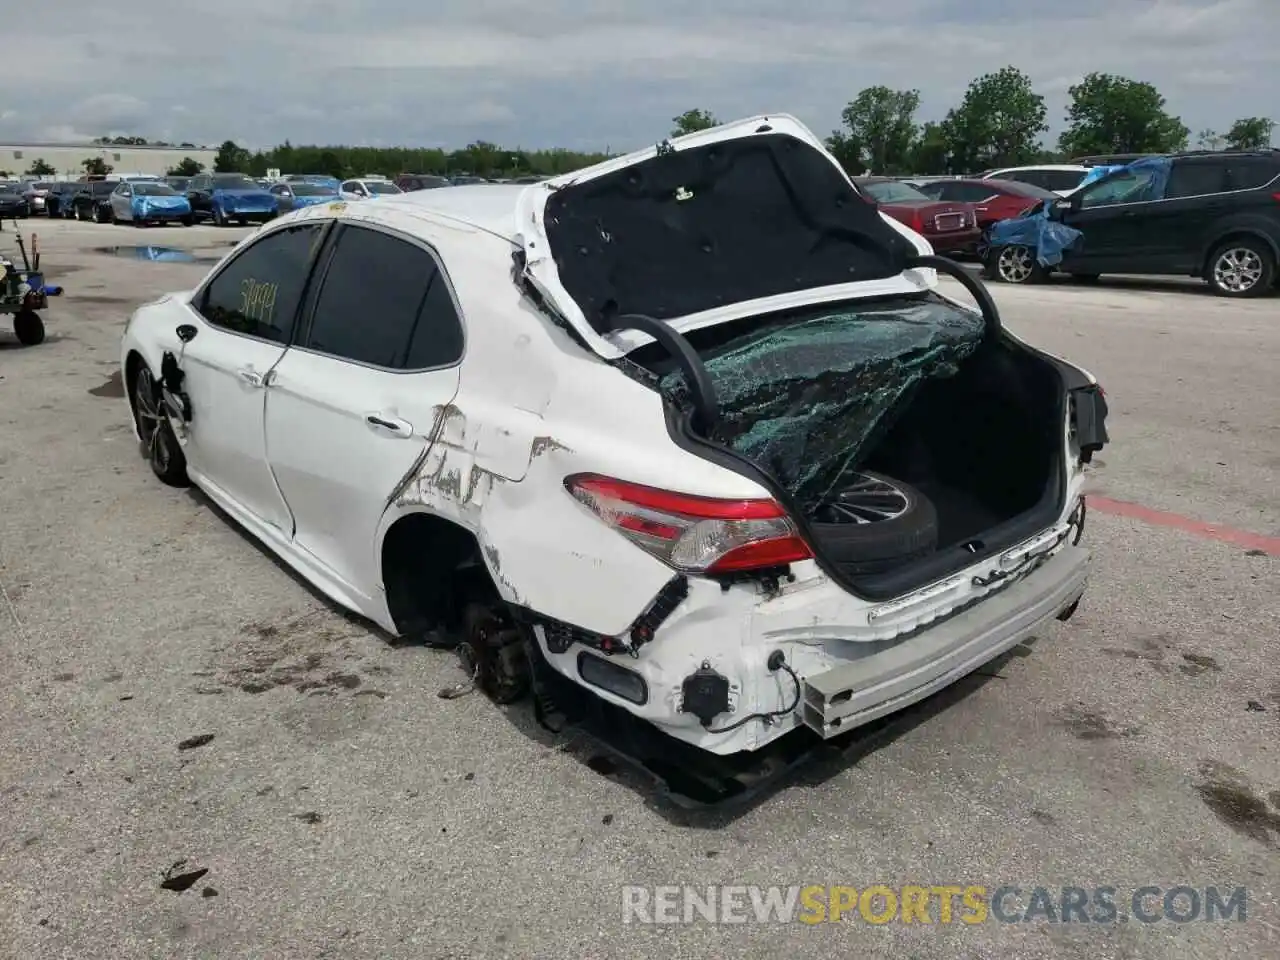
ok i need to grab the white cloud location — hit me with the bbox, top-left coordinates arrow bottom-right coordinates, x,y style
0,0 -> 1272,150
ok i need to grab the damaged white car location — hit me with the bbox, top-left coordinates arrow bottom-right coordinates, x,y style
120,115 -> 1108,795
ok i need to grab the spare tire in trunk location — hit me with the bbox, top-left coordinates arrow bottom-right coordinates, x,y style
806,471 -> 938,576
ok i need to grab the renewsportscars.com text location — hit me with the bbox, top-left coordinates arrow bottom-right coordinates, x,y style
621,884 -> 1248,925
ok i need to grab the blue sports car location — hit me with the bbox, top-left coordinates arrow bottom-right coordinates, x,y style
269,179 -> 340,213
185,172 -> 279,226
109,180 -> 194,225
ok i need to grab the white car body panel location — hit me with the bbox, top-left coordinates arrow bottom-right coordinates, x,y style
120,116 -> 1099,756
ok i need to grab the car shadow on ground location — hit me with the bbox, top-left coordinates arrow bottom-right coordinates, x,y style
492,642 -> 1028,828
1044,274 -> 1219,296
181,483 -> 1028,827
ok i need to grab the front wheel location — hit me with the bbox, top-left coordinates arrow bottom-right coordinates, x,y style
1206,239 -> 1275,298
987,244 -> 1047,284
132,366 -> 190,487
14,309 -> 45,346
180,215 -> 193,227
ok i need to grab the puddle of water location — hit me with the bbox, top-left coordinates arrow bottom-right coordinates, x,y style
92,245 -> 221,265
89,370 -> 125,397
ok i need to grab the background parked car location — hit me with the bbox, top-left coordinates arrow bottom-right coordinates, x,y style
910,177 -> 1057,230
0,184 -> 30,217
164,176 -> 191,194
339,178 -> 403,200
44,181 -> 82,218
449,175 -> 489,185
984,150 -> 1280,297
394,174 -> 450,191
110,180 -> 194,226
269,179 -> 340,213
68,180 -> 118,222
186,173 -> 279,226
853,176 -> 983,256
0,183 -> 31,218
20,182 -> 55,215
980,164 -> 1092,196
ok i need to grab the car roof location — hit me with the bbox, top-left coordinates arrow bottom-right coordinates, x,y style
370,183 -> 529,240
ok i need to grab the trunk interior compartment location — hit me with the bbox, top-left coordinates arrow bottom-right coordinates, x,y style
628,292 -> 1065,598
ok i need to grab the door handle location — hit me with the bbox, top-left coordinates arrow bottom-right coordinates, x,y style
365,414 -> 413,437
238,368 -> 263,387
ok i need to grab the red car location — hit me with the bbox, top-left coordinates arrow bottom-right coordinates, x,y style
910,177 -> 1058,230
852,177 -> 983,256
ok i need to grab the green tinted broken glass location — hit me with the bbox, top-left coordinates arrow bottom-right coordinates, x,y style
661,297 -> 985,505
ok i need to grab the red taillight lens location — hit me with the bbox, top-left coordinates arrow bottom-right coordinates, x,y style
565,474 -> 813,574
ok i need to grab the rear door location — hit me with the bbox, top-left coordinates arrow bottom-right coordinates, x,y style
1132,158 -> 1229,272
179,221 -> 331,532
263,221 -> 464,596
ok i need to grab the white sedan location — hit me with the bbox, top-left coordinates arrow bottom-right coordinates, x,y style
339,178 -> 403,201
118,114 -> 1107,776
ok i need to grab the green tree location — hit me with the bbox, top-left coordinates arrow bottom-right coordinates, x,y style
826,86 -> 921,175
1196,129 -> 1223,151
941,67 -> 1048,172
213,140 -> 252,173
1224,117 -> 1275,151
670,108 -> 719,138
166,157 -> 205,176
1057,73 -> 1189,157
81,156 -> 113,176
907,121 -> 950,173
24,158 -> 57,177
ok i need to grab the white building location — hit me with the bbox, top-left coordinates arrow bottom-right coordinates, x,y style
0,141 -> 221,178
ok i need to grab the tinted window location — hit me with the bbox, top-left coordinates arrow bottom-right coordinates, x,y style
198,223 -> 326,343
1078,167 -> 1163,208
304,225 -> 462,369
858,180 -> 930,202
1165,161 -> 1226,198
1223,158 -> 1280,191
947,182 -> 998,202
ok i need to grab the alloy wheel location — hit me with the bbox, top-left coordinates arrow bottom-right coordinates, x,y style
997,245 -> 1036,283
133,368 -> 170,474
811,473 -> 912,524
1213,247 -> 1263,294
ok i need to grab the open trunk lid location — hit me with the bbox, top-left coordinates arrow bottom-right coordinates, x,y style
515,114 -> 936,360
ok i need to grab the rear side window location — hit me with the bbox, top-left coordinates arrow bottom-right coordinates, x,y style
1038,170 -> 1087,192
947,182 -> 997,202
303,225 -> 464,369
1223,158 -> 1280,191
197,223 -> 326,343
1165,161 -> 1226,198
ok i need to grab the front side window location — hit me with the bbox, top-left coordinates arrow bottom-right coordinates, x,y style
196,223 -> 327,343
302,225 -> 463,369
1078,167 -> 1163,208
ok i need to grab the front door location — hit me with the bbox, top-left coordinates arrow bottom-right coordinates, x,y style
1060,163 -> 1169,274
180,220 -> 332,533
263,222 -> 465,596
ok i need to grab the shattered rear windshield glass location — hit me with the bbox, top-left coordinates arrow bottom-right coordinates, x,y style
657,295 -> 986,506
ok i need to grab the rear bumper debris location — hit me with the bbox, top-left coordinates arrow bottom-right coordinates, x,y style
802,545 -> 1089,738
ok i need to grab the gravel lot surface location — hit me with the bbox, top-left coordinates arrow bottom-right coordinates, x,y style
1,218 -> 1277,959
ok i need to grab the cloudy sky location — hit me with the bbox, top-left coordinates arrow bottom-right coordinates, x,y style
0,0 -> 1273,152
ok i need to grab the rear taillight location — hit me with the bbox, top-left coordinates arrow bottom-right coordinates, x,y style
565,474 -> 813,574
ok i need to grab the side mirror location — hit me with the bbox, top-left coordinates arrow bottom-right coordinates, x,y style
176,324 -> 198,343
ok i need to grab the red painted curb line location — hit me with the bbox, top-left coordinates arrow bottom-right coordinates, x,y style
1087,495 -> 1280,556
